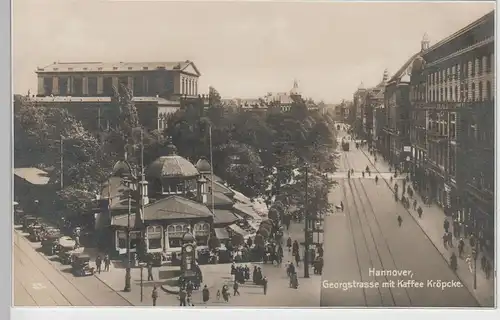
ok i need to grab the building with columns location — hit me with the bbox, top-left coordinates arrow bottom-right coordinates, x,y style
31,60 -> 202,131
409,11 -> 494,253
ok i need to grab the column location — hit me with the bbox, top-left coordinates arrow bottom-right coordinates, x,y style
37,77 -> 44,95
112,77 -> 119,90
128,76 -> 134,91
82,77 -> 88,95
67,77 -> 72,95
195,81 -> 197,95
97,76 -> 104,95
52,77 -> 59,95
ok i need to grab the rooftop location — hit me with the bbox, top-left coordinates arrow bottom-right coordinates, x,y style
36,60 -> 200,76
30,96 -> 182,105
14,167 -> 50,185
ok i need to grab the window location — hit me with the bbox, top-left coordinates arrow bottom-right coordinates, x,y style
194,223 -> 210,246
133,76 -> 144,96
478,57 -> 483,75
445,87 -> 448,101
43,77 -> 53,95
449,147 -> 456,178
59,77 -> 69,95
116,230 -> 140,250
486,81 -> 491,100
471,60 -> 475,77
117,230 -> 127,249
166,224 -> 189,248
486,56 -> 491,73
73,77 -> 83,96
103,77 -> 113,96
455,86 -> 458,101
88,77 -> 97,96
147,225 -> 163,250
478,82 -> 483,100
471,83 -> 476,101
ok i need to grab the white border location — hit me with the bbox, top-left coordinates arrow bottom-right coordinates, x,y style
6,1 -> 500,319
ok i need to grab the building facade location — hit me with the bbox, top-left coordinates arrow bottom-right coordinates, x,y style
409,11 -> 494,253
30,61 -> 202,131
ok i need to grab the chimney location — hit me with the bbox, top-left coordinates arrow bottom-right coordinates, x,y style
139,180 -> 149,206
197,176 -> 208,204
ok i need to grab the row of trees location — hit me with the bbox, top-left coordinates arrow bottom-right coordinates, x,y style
14,85 -> 338,224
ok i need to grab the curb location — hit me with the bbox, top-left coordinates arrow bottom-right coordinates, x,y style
161,284 -> 180,294
358,147 -> 482,307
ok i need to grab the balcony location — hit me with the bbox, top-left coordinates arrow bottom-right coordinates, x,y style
466,182 -> 494,203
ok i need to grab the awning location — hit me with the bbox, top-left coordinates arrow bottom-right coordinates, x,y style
233,203 -> 262,221
214,228 -> 230,239
228,224 -> 251,239
213,209 -> 239,225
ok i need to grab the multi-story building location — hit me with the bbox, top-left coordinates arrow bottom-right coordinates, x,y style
352,82 -> 368,136
263,80 -> 303,112
409,11 -> 494,253
384,48 -> 423,169
30,60 -> 202,131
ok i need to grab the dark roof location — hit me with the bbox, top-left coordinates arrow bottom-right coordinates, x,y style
146,155 -> 199,179
207,192 -> 234,207
144,195 -> 213,220
14,168 -> 50,185
37,60 -> 200,76
213,209 -> 240,225
387,52 -> 421,84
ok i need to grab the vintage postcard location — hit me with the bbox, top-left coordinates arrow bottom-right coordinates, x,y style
12,0 -> 495,308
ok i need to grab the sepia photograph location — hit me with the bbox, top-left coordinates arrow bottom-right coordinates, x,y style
12,0 -> 495,308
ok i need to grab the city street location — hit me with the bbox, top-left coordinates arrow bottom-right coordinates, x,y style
95,220 -> 321,307
13,229 -> 133,306
320,132 -> 480,307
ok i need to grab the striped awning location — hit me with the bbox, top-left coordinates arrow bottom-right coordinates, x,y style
228,224 -> 251,239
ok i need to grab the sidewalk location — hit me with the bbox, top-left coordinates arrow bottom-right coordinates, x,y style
359,146 -> 494,307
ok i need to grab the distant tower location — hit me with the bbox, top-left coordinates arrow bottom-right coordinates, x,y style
290,79 -> 301,97
382,69 -> 389,82
358,82 -> 366,91
421,33 -> 430,52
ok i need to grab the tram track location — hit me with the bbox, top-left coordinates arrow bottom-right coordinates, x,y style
342,150 -> 413,306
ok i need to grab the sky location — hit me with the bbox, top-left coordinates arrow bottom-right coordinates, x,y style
13,0 -> 495,103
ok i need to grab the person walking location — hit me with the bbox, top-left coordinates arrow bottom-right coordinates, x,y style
95,255 -> 102,274
233,281 -> 240,296
103,254 -> 110,272
340,201 -> 344,212
287,237 -> 292,252
397,215 -> 403,227
262,277 -> 268,295
413,200 -> 417,211
147,262 -> 154,281
202,285 -> 210,303
458,238 -> 465,258
179,288 -> 187,306
152,285 -> 158,306
417,206 -> 423,219
444,219 -> 450,233
465,255 -> 473,273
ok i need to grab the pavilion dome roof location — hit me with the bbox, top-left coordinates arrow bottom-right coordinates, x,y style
195,157 -> 212,174
146,143 -> 199,179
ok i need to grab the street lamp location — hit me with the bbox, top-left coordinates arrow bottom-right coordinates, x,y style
123,177 -> 137,293
303,163 -> 310,279
139,262 -> 147,302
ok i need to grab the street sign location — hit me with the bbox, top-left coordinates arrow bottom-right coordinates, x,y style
403,146 -> 411,152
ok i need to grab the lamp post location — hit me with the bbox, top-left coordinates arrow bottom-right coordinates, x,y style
303,163 -> 310,279
139,262 -> 147,302
123,178 -> 137,293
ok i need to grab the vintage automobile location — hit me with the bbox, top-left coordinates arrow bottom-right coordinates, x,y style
71,254 -> 95,277
23,215 -> 38,232
58,246 -> 74,265
28,225 -> 43,242
41,234 -> 61,256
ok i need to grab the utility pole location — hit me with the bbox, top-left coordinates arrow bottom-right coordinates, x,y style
60,135 -> 64,189
303,164 -> 310,278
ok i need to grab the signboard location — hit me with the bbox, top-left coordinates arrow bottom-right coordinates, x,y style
403,146 -> 411,152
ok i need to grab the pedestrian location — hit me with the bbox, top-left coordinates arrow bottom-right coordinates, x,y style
95,255 -> 102,274
340,201 -> 344,212
147,262 -> 154,281
152,285 -> 158,306
202,285 -> 210,303
481,255 -> 487,272
263,277 -> 268,295
458,238 -> 465,258
104,254 -> 110,272
444,219 -> 450,233
222,285 -> 230,302
179,288 -> 187,306
413,200 -> 417,211
216,289 -> 221,300
397,215 -> 403,227
442,233 -> 448,249
375,176 -> 378,184
485,260 -> 491,279
466,255 -> 473,273
417,206 -> 423,219
362,172 -> 365,178
233,281 -> 240,296
295,251 -> 301,266
287,237 -> 292,252
447,232 -> 453,247
390,176 -> 393,183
